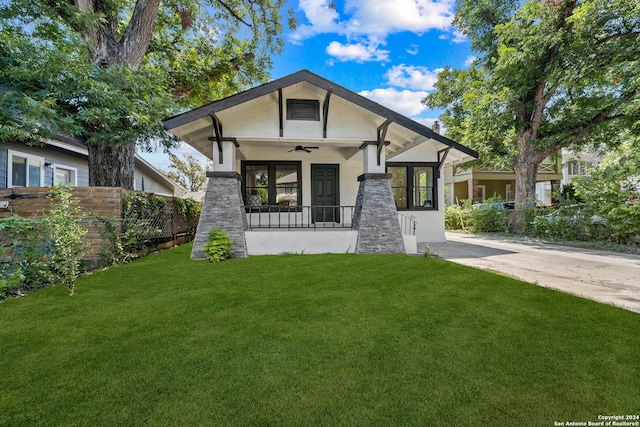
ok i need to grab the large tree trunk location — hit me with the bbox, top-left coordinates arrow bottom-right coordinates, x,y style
78,0 -> 161,188
87,141 -> 136,189
511,134 -> 549,234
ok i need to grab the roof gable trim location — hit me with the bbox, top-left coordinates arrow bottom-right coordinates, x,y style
163,69 -> 478,159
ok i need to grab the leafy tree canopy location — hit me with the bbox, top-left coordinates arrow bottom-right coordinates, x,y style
425,0 -> 640,231
164,153 -> 209,192
0,0 -> 293,187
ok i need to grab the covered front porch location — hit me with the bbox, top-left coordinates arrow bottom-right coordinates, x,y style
162,70 -> 478,258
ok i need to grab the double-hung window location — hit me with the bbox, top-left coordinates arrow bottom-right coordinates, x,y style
242,161 -> 302,207
8,150 -> 45,188
387,162 -> 437,210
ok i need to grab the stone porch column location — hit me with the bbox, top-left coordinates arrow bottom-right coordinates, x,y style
352,143 -> 404,254
191,140 -> 247,259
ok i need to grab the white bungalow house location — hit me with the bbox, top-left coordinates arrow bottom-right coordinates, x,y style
163,70 -> 478,258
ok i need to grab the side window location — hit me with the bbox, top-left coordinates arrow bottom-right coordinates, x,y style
387,163 -> 437,210
388,166 -> 407,209
8,150 -> 44,188
54,165 -> 78,186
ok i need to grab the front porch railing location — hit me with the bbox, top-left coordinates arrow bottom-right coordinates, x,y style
398,213 -> 417,236
245,205 -> 355,230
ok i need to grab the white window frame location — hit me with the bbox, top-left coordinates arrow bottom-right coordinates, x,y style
477,185 -> 486,203
7,150 -> 45,188
505,184 -> 512,201
53,164 -> 78,186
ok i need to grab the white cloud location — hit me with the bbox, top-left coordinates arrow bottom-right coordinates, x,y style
452,29 -> 467,43
326,41 -> 390,63
359,88 -> 429,117
406,44 -> 420,55
384,64 -> 443,91
290,0 -> 457,44
439,29 -> 468,43
289,0 -> 342,44
464,56 -> 478,67
343,0 -> 454,36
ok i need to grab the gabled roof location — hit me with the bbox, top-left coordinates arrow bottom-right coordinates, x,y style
163,69 -> 478,160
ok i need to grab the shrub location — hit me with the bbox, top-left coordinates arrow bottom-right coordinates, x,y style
445,204 -> 470,230
44,185 -> 88,296
203,228 -> 233,262
0,185 -> 88,299
0,215 -> 54,299
122,192 -> 166,249
468,196 -> 508,233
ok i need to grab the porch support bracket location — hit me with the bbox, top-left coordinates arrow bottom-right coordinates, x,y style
377,119 -> 393,166
209,113 -> 224,164
278,88 -> 283,137
437,147 -> 450,178
322,88 -> 332,138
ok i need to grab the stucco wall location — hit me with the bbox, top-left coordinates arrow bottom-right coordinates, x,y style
220,83 -> 379,142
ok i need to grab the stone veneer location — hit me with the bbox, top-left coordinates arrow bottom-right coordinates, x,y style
191,172 -> 248,259
352,173 -> 405,254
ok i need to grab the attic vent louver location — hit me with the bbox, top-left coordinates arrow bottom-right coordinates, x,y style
286,99 -> 320,121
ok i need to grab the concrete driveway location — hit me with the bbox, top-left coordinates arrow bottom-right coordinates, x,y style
427,232 -> 640,314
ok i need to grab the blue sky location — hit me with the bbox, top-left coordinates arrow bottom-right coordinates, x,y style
141,0 -> 475,171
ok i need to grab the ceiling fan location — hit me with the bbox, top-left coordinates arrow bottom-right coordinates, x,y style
288,145 -> 319,153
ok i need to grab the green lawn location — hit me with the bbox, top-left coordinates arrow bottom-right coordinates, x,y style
1,243 -> 639,426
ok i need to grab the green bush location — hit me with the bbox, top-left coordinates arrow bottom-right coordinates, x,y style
0,215 -> 54,299
203,228 -> 233,262
44,185 -> 88,295
467,196 -> 508,233
0,185 -> 88,299
445,204 -> 470,230
529,202 -> 640,244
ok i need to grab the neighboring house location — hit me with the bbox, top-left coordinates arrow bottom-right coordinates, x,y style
561,148 -> 602,187
1,134 -> 184,197
444,155 -> 564,206
163,69 -> 478,258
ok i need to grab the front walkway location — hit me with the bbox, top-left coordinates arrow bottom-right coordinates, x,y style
426,232 -> 640,314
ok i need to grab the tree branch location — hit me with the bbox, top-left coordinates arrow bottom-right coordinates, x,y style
595,31 -> 640,46
213,0 -> 252,27
119,0 -> 161,69
539,90 -> 635,144
529,1 -> 577,136
41,0 -> 80,31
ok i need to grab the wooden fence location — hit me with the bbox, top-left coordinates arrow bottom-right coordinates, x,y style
0,187 -> 199,258
0,187 -> 126,219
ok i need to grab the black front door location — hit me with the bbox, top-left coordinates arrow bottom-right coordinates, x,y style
311,164 -> 339,223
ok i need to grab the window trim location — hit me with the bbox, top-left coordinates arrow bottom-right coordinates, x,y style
241,161 -> 303,209
386,162 -> 438,211
53,164 -> 78,186
477,185 -> 486,203
7,150 -> 45,188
